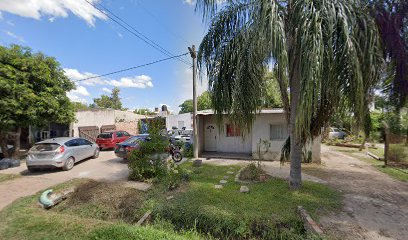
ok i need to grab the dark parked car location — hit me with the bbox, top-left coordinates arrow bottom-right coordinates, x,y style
114,134 -> 150,159
96,130 -> 131,150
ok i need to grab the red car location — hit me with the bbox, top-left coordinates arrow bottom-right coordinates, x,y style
96,130 -> 131,150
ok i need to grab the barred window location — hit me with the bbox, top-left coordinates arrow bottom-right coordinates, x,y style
226,124 -> 241,137
270,125 -> 288,140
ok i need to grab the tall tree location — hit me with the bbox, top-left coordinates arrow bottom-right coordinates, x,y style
369,0 -> 408,107
261,71 -> 283,108
179,91 -> 213,114
92,87 -> 123,110
196,0 -> 382,188
0,45 -> 75,157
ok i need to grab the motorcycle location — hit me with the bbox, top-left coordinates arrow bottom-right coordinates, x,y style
168,141 -> 183,162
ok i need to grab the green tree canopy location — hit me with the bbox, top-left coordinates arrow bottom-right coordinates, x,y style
179,91 -> 213,114
134,108 -> 156,115
92,87 -> 123,110
0,44 -> 75,156
196,0 -> 382,188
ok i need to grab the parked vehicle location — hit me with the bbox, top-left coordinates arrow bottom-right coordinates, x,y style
168,129 -> 192,143
96,130 -> 131,150
329,127 -> 347,139
168,141 -> 182,162
27,137 -> 99,171
114,134 -> 150,159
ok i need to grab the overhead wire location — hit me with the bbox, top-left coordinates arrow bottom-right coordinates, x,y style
83,0 -> 191,66
73,52 -> 189,82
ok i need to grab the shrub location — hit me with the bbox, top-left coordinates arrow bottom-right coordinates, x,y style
183,143 -> 194,158
389,144 -> 408,162
239,162 -> 263,181
128,123 -> 169,181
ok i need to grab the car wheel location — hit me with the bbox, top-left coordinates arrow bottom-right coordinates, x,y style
62,157 -> 75,171
92,148 -> 100,159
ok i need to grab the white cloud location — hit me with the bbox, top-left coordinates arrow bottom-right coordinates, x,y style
64,68 -> 154,89
109,75 -> 153,88
63,68 -> 106,86
67,85 -> 90,103
102,87 -> 111,93
183,0 -> 195,5
67,92 -> 87,103
5,31 -> 25,43
71,85 -> 90,96
0,0 -> 107,26
48,17 -> 55,22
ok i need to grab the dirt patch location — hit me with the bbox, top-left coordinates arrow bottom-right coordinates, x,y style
54,180 -> 146,223
310,146 -> 408,240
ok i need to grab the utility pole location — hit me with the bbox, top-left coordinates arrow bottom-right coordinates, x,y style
188,45 -> 199,158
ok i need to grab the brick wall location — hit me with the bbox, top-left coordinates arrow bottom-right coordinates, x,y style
115,121 -> 139,135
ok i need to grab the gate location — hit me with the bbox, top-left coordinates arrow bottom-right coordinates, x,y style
101,125 -> 116,132
78,126 -> 99,142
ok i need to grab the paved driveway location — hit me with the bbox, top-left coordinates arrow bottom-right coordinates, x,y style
0,151 -> 130,210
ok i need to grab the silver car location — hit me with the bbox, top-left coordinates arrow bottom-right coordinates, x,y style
27,137 -> 99,171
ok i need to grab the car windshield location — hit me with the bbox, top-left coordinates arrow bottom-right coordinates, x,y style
97,133 -> 113,138
123,136 -> 142,144
31,143 -> 61,152
182,130 -> 192,135
332,128 -> 339,132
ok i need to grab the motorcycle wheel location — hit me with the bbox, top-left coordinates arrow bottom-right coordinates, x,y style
172,152 -> 183,162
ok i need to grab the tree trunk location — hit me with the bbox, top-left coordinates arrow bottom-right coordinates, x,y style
0,132 -> 10,158
11,127 -> 22,159
289,58 -> 302,189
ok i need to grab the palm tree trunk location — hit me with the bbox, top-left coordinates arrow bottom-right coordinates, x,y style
289,58 -> 302,189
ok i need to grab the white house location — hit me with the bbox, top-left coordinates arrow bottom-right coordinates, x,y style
166,113 -> 193,130
197,109 -> 321,162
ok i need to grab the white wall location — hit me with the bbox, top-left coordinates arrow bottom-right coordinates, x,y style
166,113 -> 193,130
251,113 -> 287,160
200,115 -> 252,153
70,109 -> 145,137
198,112 -> 321,161
71,110 -> 115,137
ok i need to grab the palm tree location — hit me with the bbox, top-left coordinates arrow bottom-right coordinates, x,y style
196,0 -> 382,188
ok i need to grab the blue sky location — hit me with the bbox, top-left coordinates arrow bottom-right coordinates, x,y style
0,0 -> 209,112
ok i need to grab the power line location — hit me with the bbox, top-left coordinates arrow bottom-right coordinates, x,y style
73,52 -> 189,82
83,0 -> 191,66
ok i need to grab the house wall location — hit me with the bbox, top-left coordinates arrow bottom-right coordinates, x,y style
199,115 -> 252,153
71,110 -> 115,137
166,113 -> 193,130
251,113 -> 287,160
198,112 -> 321,162
70,109 -> 144,137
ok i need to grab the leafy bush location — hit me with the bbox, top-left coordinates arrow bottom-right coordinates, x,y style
183,143 -> 194,158
239,162 -> 264,181
128,121 -> 169,181
160,161 -> 189,190
389,144 -> 408,162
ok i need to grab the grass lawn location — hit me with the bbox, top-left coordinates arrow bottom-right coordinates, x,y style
0,163 -> 341,240
153,163 -> 341,239
0,173 -> 20,183
330,146 -> 408,182
0,179 -> 199,240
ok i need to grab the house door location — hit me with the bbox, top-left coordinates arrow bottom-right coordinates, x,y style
205,124 -> 217,151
